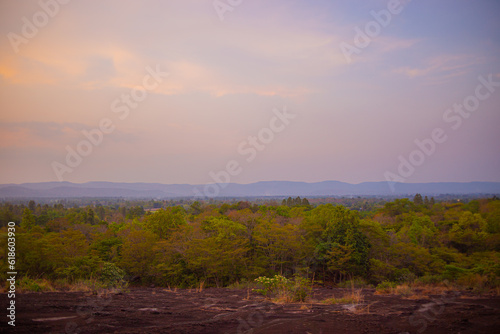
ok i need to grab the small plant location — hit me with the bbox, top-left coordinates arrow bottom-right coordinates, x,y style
17,277 -> 54,293
254,274 -> 312,302
375,281 -> 416,296
198,280 -> 205,293
393,283 -> 413,296
290,276 -> 312,302
375,281 -> 397,294
98,262 -> 127,291
254,275 -> 289,298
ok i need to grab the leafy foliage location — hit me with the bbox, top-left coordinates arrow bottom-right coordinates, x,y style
0,197 -> 499,292
254,275 -> 312,302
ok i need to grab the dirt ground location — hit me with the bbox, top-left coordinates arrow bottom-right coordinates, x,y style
2,287 -> 499,334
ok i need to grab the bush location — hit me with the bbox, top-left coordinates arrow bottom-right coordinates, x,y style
254,275 -> 312,302
375,281 -> 397,294
55,255 -> 103,281
394,268 -> 417,283
456,273 -> 499,293
98,262 -> 127,290
290,276 -> 312,302
441,265 -> 468,281
17,277 -> 54,293
415,275 -> 443,286
393,283 -> 413,296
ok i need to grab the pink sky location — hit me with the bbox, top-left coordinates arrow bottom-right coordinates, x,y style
0,0 -> 499,184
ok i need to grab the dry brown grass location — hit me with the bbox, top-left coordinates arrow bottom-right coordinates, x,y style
351,302 -> 375,314
66,280 -> 101,292
198,280 -> 205,293
164,286 -> 178,293
376,282 -> 455,298
405,293 -> 430,300
393,283 -> 412,296
322,289 -> 364,305
418,285 -> 453,295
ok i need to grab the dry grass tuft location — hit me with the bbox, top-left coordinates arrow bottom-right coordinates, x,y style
351,302 -> 375,314
322,289 -> 364,305
405,293 -> 429,300
393,283 -> 412,296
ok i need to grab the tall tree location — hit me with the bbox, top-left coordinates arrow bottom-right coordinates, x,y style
21,208 -> 36,230
143,207 -> 187,239
413,194 -> 423,206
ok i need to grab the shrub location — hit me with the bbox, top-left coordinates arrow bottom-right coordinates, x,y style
394,268 -> 417,284
456,273 -> 499,293
17,277 -> 54,293
98,262 -> 127,290
415,275 -> 443,286
290,276 -> 312,302
441,265 -> 468,281
375,281 -> 397,294
254,275 -> 312,302
254,275 -> 289,298
393,283 -> 413,296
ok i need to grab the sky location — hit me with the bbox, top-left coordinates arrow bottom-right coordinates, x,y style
0,0 -> 499,185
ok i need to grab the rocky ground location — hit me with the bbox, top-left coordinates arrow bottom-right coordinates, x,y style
2,287 -> 499,333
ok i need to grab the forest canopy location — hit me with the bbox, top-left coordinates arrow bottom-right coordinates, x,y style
1,196 -> 499,291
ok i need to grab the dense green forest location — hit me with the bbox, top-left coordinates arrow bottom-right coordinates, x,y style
1,196 -> 499,292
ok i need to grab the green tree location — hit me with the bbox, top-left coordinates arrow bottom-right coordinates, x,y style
326,244 -> 354,281
397,215 -> 437,247
119,229 -> 158,279
381,198 -> 416,217
86,208 -> 95,224
301,205 -> 370,279
21,208 -> 36,230
485,200 -> 500,233
95,205 -> 106,220
413,194 -> 423,206
449,212 -> 487,253
187,217 -> 250,286
254,219 -> 302,274
143,207 -> 187,239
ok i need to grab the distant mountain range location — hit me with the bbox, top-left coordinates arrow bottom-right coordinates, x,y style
0,181 -> 499,198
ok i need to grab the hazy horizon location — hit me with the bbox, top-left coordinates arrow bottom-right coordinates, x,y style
3,180 -> 500,187
1,0 -> 499,185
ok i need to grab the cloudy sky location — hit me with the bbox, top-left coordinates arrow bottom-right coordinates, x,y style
1,0 -> 499,185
